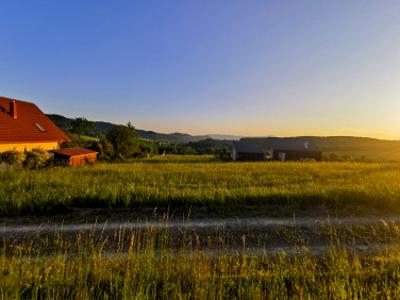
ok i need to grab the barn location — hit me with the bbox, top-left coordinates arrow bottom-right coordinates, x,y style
232,137 -> 322,161
51,147 -> 98,166
0,96 -> 70,152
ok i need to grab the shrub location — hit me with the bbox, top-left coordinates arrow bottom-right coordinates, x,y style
91,136 -> 115,161
324,153 -> 340,162
1,151 -> 25,167
136,139 -> 158,158
23,149 -> 53,169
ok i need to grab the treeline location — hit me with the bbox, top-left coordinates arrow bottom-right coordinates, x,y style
65,118 -> 232,161
65,120 -> 158,161
184,139 -> 232,160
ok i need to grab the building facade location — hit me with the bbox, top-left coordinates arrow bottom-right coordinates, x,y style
232,137 -> 322,162
51,147 -> 98,166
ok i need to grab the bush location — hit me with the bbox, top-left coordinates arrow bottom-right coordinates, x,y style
216,147 -> 232,161
1,151 -> 25,167
91,136 -> 115,161
23,149 -> 53,169
158,143 -> 197,155
136,139 -> 158,158
324,153 -> 340,162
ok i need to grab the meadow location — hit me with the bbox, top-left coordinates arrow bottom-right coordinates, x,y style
1,155 -> 400,217
2,221 -> 400,299
2,155 -> 400,298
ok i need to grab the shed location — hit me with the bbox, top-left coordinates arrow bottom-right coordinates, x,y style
51,147 -> 98,166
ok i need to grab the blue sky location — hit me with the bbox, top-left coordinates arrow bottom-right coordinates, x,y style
1,1 -> 400,138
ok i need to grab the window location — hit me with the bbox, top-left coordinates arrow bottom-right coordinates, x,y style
35,122 -> 46,132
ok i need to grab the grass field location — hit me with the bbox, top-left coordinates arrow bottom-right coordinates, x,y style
323,150 -> 400,162
1,155 -> 400,217
2,155 -> 400,298
2,222 -> 400,299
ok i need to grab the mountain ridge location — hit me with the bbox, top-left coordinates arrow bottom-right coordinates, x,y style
47,114 -> 400,152
47,114 -> 241,144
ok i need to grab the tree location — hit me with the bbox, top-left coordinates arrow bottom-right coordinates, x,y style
106,124 -> 138,159
70,117 -> 94,136
90,135 -> 115,161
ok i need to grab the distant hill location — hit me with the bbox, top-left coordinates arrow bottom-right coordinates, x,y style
47,114 -> 240,144
48,114 -> 400,161
306,136 -> 400,152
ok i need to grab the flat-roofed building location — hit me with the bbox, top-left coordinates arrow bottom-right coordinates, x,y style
233,137 -> 322,161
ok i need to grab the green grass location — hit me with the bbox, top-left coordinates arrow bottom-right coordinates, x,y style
2,223 -> 400,299
1,156 -> 400,216
3,155 -> 400,298
135,154 -> 216,163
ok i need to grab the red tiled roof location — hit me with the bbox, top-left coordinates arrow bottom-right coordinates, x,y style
51,147 -> 97,157
0,96 -> 70,144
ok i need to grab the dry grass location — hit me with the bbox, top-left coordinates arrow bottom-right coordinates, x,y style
2,222 -> 400,299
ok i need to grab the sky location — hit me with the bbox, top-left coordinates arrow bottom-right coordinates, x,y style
1,1 -> 400,139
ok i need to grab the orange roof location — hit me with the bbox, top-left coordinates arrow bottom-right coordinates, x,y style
51,147 -> 97,157
0,96 -> 70,144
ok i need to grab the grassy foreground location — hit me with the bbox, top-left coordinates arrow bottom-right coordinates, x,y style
1,156 -> 400,216
2,223 -> 400,299
4,248 -> 400,299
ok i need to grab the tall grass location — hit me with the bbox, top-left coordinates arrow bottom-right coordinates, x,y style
1,158 -> 400,216
2,222 -> 400,299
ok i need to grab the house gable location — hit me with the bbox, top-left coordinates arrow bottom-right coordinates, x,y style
0,96 -> 70,146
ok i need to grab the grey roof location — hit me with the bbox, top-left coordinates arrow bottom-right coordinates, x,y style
234,137 -> 320,153
233,141 -> 266,153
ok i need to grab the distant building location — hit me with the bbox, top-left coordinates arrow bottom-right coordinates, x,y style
231,141 -> 266,161
232,137 -> 322,161
0,96 -> 70,152
51,147 -> 98,166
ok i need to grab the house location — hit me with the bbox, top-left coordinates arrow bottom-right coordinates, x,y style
0,96 -> 70,152
51,147 -> 98,166
232,137 -> 322,161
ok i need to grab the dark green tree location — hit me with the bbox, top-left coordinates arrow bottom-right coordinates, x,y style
106,124 -> 138,159
70,117 -> 94,136
90,135 -> 115,161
